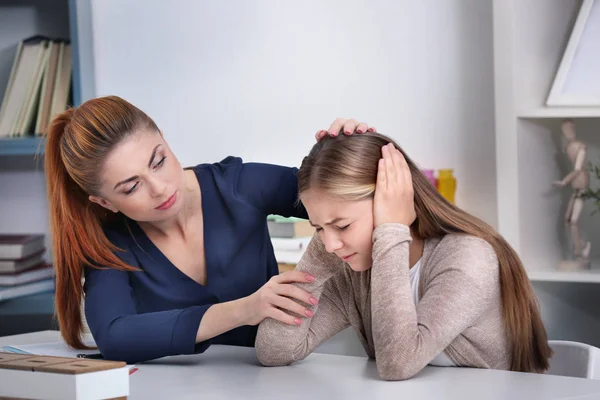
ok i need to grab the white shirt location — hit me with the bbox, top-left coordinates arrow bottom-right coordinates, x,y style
409,259 -> 457,367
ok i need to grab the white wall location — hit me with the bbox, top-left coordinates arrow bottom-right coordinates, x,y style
89,0 -> 497,227
0,0 -> 497,352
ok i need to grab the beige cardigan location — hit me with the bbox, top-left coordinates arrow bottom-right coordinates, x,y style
255,223 -> 511,380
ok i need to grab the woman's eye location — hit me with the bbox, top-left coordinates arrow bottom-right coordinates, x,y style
125,182 -> 139,195
154,156 -> 166,168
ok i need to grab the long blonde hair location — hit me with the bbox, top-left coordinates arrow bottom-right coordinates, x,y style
297,132 -> 551,372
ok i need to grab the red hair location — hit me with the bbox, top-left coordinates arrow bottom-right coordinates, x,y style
44,96 -> 158,348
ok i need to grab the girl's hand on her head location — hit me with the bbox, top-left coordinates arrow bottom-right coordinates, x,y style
373,143 -> 417,227
243,270 -> 318,326
315,118 -> 376,141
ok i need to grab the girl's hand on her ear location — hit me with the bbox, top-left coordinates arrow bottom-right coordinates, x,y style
374,143 -> 417,227
315,118 -> 376,141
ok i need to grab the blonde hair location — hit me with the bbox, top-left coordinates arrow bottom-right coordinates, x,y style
297,133 -> 552,372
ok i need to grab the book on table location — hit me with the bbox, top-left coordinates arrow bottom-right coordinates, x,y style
0,352 -> 129,400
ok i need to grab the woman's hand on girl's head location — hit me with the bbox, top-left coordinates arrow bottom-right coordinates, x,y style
243,270 -> 318,326
315,118 -> 376,141
374,143 -> 416,227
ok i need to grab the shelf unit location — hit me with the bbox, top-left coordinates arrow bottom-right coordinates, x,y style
494,0 -> 600,346
0,292 -> 55,316
528,269 -> 600,283
0,136 -> 45,156
518,107 -> 600,119
494,0 -> 600,283
0,291 -> 56,336
0,0 -> 80,330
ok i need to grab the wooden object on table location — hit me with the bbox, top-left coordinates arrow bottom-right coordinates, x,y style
0,352 -> 129,400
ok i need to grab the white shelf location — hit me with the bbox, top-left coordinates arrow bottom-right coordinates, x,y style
518,107 -> 600,118
494,0 -> 600,348
528,268 -> 600,283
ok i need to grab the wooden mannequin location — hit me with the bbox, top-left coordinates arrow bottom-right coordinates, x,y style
553,119 -> 591,270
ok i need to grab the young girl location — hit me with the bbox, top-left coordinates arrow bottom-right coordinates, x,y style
44,95 -> 371,363
256,132 -> 551,380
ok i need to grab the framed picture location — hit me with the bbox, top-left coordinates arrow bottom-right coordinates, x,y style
547,0 -> 600,107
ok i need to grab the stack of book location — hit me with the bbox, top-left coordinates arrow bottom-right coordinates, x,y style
267,216 -> 315,272
0,35 -> 72,138
0,234 -> 54,302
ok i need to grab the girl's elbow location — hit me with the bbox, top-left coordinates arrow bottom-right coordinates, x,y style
377,361 -> 420,381
378,369 -> 413,381
256,346 -> 294,367
254,330 -> 296,367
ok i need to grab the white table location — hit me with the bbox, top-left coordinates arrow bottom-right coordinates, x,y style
2,331 -> 600,400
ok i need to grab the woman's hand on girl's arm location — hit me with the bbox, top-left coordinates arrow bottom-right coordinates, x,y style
243,270 -> 318,326
255,235 -> 350,366
196,270 -> 316,342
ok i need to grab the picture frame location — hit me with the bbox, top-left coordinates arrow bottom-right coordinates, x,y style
547,0 -> 600,107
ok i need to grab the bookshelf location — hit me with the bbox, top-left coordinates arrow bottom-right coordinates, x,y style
0,292 -> 56,336
0,137 -> 45,156
0,0 -> 82,334
0,0 -> 83,157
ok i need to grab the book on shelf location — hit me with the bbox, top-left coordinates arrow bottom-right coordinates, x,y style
0,234 -> 45,260
270,237 -> 311,252
267,215 -> 315,238
0,278 -> 55,302
272,239 -> 309,265
0,35 -> 72,138
0,352 -> 129,400
267,216 -> 314,265
0,249 -> 46,274
274,249 -> 305,265
0,262 -> 53,286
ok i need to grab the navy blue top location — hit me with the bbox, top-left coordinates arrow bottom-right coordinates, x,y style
84,157 -> 306,363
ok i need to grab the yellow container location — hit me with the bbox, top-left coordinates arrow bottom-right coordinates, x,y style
437,169 -> 456,204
